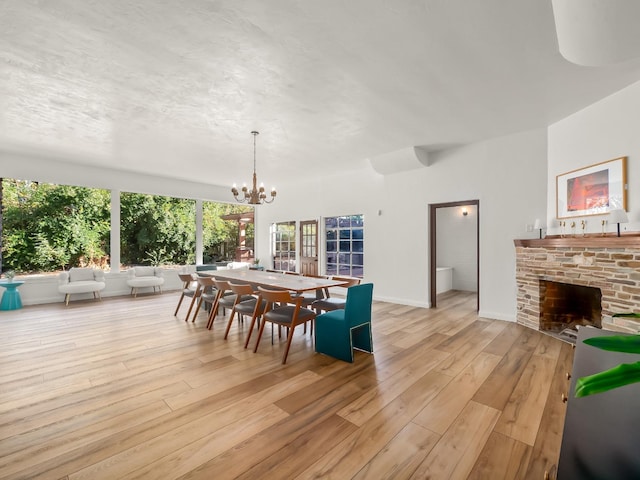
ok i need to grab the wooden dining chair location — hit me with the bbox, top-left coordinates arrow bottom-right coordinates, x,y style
207,280 -> 253,329
224,283 -> 266,341
206,280 -> 230,329
297,274 -> 329,334
252,287 -> 317,364
189,276 -> 218,323
174,273 -> 197,317
311,276 -> 361,314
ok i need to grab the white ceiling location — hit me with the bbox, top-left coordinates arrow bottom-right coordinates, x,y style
2,0 -> 640,188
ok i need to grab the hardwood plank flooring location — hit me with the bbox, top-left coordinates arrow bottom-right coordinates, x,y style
0,289 -> 571,479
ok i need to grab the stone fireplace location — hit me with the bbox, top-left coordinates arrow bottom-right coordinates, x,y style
515,236 -> 640,334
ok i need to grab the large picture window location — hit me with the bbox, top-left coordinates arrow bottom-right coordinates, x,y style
272,221 -> 296,272
325,214 -> 363,278
1,177 -> 255,275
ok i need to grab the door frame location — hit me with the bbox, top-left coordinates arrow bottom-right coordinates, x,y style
429,199 -> 479,310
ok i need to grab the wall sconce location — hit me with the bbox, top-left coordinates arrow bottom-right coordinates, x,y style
462,207 -> 468,216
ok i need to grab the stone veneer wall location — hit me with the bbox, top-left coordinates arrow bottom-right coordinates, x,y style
516,244 -> 640,334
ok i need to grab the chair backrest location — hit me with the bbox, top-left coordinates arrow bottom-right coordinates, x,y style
229,283 -> 254,296
68,267 -> 103,282
344,283 -> 373,326
133,266 -> 158,277
196,276 -> 217,293
256,287 -> 296,314
178,273 -> 195,283
213,279 -> 231,292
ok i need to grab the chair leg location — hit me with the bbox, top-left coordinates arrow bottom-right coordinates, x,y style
206,297 -> 221,329
184,294 -> 198,321
243,310 -> 261,347
65,293 -> 70,306
191,296 -> 204,322
281,323 -> 297,364
174,293 -> 185,316
96,291 -> 102,301
206,307 -> 216,329
352,323 -> 373,353
253,318 -> 268,353
209,299 -> 221,322
224,306 -> 242,339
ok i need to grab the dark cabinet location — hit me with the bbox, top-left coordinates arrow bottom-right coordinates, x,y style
557,328 -> 640,479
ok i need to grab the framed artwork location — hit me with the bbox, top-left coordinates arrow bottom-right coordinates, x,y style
556,156 -> 627,219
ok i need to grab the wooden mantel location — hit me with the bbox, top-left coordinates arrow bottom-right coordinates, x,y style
514,233 -> 640,248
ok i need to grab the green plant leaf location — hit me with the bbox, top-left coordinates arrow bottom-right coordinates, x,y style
575,361 -> 640,398
583,335 -> 640,354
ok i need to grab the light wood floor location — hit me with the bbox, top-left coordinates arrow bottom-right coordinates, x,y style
0,290 -> 573,480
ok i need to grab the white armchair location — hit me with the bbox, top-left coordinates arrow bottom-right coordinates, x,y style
58,268 -> 106,305
126,266 -> 164,297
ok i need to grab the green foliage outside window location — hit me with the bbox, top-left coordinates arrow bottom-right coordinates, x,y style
1,179 -> 254,274
2,179 -> 110,272
120,192 -> 196,266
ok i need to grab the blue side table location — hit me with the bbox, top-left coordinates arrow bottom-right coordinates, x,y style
0,281 -> 25,310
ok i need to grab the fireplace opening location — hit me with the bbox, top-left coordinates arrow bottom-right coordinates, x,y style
539,280 -> 602,341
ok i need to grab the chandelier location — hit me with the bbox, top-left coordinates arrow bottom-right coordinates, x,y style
231,131 -> 276,205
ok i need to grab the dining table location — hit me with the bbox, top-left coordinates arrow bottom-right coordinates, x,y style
198,269 -> 349,293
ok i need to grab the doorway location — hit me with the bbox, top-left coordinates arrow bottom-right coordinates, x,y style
300,220 -> 319,275
429,200 -> 479,310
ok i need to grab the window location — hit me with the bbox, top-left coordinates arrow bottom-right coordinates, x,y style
325,214 -> 364,278
120,192 -> 196,266
202,202 -> 254,263
272,221 -> 296,271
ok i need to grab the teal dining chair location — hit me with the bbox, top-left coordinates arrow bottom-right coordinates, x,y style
314,283 -> 373,363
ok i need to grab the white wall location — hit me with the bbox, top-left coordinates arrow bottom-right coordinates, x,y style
436,205 -> 478,292
256,128 -> 548,320
548,80 -> 640,234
